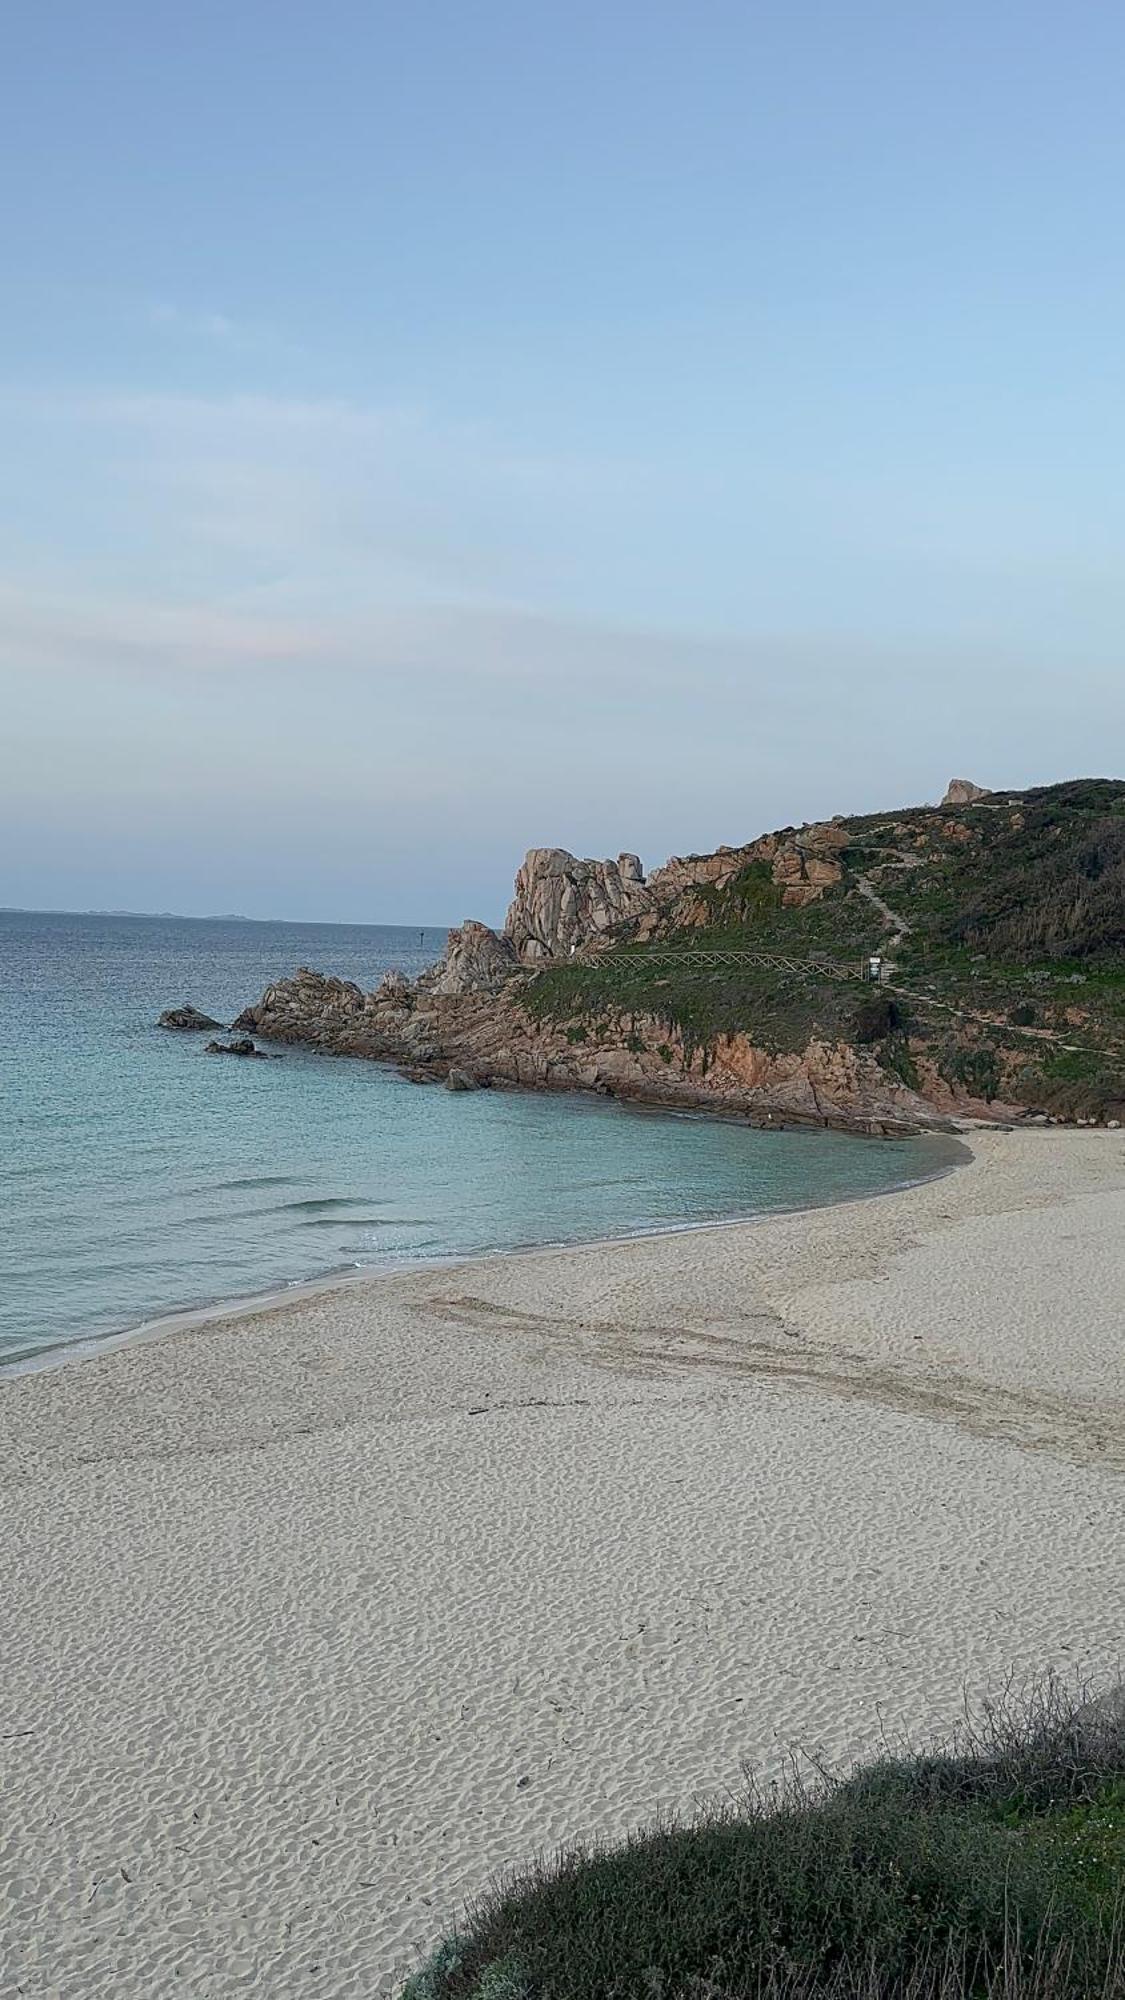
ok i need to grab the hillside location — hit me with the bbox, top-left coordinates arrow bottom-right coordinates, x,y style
520,778 -> 1125,1123
229,778 -> 1125,1132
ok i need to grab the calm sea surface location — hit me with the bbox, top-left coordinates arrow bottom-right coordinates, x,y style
1,910 -> 957,1367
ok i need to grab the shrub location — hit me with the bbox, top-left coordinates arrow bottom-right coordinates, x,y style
947,799 -> 1125,963
696,860 -> 784,928
853,994 -> 906,1043
942,1042 -> 1002,1103
406,1678 -> 1125,2000
876,1037 -> 920,1091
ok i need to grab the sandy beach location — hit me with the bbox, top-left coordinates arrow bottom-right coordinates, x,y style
2,1125 -> 1123,1998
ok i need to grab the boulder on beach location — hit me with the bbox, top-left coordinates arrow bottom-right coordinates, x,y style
158,1005 -> 224,1031
445,1067 -> 479,1092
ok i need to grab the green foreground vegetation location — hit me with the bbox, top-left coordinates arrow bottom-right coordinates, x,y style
519,780 -> 1125,1114
405,1681 -> 1125,1999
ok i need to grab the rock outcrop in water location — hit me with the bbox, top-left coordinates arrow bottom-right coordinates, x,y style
231,965 -> 939,1135
232,969 -> 365,1036
159,1005 -> 224,1031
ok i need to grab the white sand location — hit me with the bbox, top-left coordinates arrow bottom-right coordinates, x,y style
2,1126 -> 1123,1998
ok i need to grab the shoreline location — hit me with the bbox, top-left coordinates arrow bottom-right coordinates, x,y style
3,1124 -> 1123,1997
2,1125 -> 971,1380
242,1024 -> 961,1139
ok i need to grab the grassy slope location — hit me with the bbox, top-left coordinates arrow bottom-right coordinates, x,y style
404,1683 -> 1125,1999
519,781 -> 1125,1114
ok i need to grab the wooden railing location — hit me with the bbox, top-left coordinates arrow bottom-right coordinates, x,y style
529,948 -> 865,982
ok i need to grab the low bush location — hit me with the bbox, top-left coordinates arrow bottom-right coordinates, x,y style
853,994 -> 907,1043
875,1037 -> 921,1091
405,1679 -> 1125,2000
940,1042 -> 1003,1103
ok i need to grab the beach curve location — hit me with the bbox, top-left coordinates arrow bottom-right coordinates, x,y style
1,1125 -> 1123,1996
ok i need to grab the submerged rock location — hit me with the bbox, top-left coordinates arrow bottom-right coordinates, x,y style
204,1037 -> 271,1059
159,1005 -> 223,1031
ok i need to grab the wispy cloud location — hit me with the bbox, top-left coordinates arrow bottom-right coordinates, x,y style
0,386 -> 651,635
54,387 -> 413,436
3,381 -> 1123,708
144,301 -> 304,360
148,302 -> 238,340
3,377 -> 1121,913
0,578 -> 327,672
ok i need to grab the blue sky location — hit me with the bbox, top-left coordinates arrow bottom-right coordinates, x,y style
3,1 -> 1124,922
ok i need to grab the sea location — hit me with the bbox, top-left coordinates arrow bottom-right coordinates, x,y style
1,909 -> 958,1369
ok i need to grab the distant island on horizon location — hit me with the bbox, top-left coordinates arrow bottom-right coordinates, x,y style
0,905 -> 452,932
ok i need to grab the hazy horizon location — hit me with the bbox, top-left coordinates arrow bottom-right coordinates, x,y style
5,2 -> 1124,923
0,902 -> 456,929
2,760 -> 1118,931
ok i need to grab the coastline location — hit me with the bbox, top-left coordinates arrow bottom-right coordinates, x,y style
2,1125 -> 1123,1997
1,1122 -> 970,1381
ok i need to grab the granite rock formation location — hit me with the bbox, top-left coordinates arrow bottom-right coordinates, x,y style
232,969 -> 365,1037
230,964 -> 946,1134
638,823 -> 849,929
941,777 -> 991,807
159,1006 -> 224,1031
505,849 -> 651,960
427,920 -> 519,995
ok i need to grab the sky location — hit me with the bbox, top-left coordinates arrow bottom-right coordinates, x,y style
3,1 -> 1124,925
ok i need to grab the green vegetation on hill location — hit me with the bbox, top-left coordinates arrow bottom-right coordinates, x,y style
846,781 -> 1125,967
405,1681 -> 1125,1999
518,781 -> 1125,1115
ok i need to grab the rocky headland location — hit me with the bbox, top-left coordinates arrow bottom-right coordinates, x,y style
222,778 -> 1125,1136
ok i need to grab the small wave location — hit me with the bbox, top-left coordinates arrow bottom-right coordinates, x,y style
349,1236 -> 444,1260
298,1214 -> 434,1230
216,1174 -> 303,1192
298,1215 -> 393,1231
279,1195 -> 387,1214
178,1207 -> 299,1229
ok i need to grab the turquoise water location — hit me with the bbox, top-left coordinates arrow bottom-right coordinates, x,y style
1,910 -> 957,1367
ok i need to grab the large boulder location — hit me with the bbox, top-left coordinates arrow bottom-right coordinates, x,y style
942,777 -> 991,807
372,969 -> 414,1006
505,848 -> 651,961
428,920 -> 519,996
232,967 -> 365,1033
